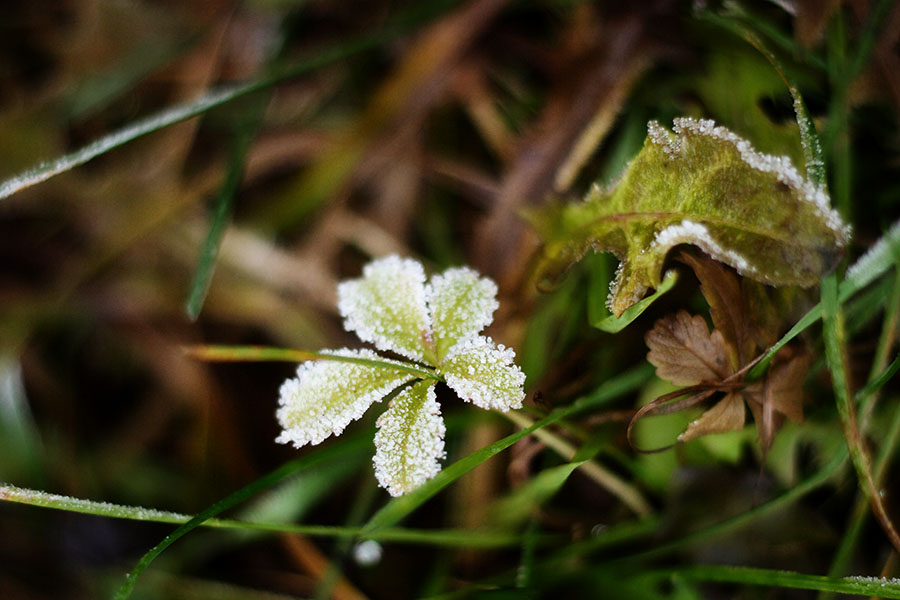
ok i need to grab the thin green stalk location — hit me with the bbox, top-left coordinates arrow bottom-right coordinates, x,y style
820,0 -> 896,153
822,398 -> 900,596
822,273 -> 900,555
185,94 -> 268,321
112,439 -> 366,600
860,262 -> 900,427
501,410 -> 653,517
184,344 -> 440,380
655,565 -> 900,598
314,478 -> 378,600
597,445 -> 848,567
0,482 -> 544,548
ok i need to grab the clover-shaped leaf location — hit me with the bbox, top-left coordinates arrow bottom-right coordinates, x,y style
277,256 -> 525,496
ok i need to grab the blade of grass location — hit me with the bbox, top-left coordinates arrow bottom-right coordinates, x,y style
185,94 -> 267,320
821,395 -> 900,598
654,565 -> 900,598
111,437 -> 367,600
699,3 -> 826,186
314,478 -> 378,600
616,445 -> 848,564
859,253 -> 900,425
820,0 -> 896,152
183,344 -> 440,380
0,1 -> 459,201
0,482 -> 543,548
361,364 -> 653,534
855,354 -> 900,406
822,272 -> 900,555
721,3 -> 828,71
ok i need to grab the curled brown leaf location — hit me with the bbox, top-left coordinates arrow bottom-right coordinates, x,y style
678,393 -> 746,443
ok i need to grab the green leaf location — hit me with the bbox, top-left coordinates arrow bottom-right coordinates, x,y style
426,266 -> 498,361
535,118 -> 849,316
373,381 -> 446,496
593,269 -> 678,333
276,349 -> 418,448
439,336 -> 526,411
337,255 -> 432,362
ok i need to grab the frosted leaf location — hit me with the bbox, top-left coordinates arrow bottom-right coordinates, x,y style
440,336 -> 525,411
276,349 -> 415,448
426,267 -> 498,361
373,381 -> 446,496
534,117 -> 849,317
337,255 -> 431,361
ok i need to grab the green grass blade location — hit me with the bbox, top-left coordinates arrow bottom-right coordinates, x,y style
698,4 -> 826,186
822,272 -> 900,555
112,439 -> 368,600
658,565 -> 900,598
0,2 -> 456,201
0,482 -> 542,549
0,86 -> 244,200
185,99 -> 265,320
617,445 -> 848,564
183,344 -> 439,379
749,219 -> 900,380
822,397 -> 900,596
856,354 -> 900,404
361,365 -> 653,533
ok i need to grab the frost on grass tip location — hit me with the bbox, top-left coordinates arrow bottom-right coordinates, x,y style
276,255 -> 526,496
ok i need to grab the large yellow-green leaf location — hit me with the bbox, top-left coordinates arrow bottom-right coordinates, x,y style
535,118 -> 849,316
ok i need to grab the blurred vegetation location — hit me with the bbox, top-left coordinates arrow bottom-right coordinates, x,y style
1,0 -> 900,598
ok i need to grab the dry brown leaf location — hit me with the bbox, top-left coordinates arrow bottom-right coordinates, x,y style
678,251 -> 750,368
639,254 -> 812,452
678,393 -> 746,443
645,310 -> 731,386
745,350 -> 810,448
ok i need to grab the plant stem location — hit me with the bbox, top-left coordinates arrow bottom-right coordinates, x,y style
821,273 -> 900,555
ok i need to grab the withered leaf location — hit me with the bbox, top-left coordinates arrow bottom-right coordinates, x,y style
641,270 -> 811,451
678,251 -> 750,369
645,310 -> 732,386
745,351 -> 810,449
678,393 -> 746,443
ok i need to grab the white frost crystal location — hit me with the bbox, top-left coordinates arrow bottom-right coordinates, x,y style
277,255 -> 526,496
652,219 -> 753,275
